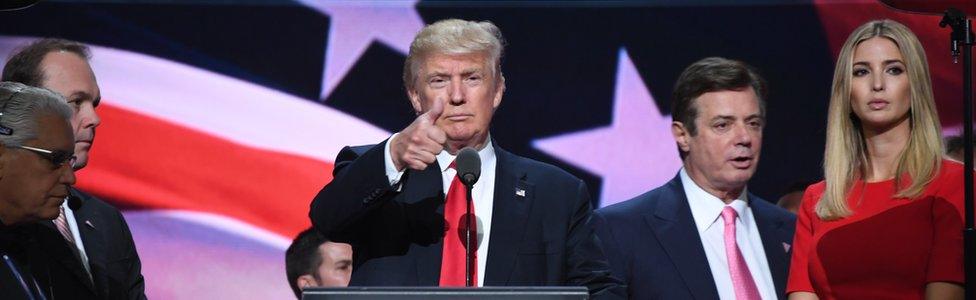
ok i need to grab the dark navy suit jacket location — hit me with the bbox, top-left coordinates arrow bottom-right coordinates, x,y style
31,188 -> 146,300
593,175 -> 795,299
309,140 -> 625,298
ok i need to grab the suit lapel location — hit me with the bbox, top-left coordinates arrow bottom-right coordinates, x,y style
70,188 -> 117,297
38,219 -> 96,293
402,161 -> 446,285
646,176 -> 720,299
72,195 -> 100,269
483,146 -> 531,285
751,199 -> 790,296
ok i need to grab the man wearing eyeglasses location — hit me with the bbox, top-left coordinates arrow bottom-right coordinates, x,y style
2,39 -> 146,299
0,81 -> 76,300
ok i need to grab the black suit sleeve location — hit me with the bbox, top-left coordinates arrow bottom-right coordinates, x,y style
113,209 -> 147,300
591,210 -> 630,296
564,181 -> 627,299
309,140 -> 401,243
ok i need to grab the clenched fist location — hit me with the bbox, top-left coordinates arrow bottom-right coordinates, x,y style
390,99 -> 448,171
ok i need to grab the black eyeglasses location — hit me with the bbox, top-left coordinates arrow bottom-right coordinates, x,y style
11,145 -> 76,168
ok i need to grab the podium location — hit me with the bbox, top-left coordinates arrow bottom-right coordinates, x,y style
301,286 -> 589,300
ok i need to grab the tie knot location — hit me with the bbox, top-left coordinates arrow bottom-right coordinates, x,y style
721,206 -> 738,224
448,160 -> 457,170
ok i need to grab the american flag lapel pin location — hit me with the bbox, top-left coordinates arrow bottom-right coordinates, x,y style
515,189 -> 526,197
782,242 -> 791,253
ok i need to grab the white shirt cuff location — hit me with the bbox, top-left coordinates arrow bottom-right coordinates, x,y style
384,132 -> 405,187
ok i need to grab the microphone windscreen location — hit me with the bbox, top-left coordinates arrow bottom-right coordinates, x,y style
456,147 -> 481,186
67,194 -> 83,210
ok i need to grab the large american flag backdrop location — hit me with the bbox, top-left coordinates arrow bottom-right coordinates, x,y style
0,0 -> 970,298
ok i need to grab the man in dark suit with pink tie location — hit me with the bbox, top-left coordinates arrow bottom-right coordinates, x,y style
309,18 -> 624,299
593,57 -> 796,300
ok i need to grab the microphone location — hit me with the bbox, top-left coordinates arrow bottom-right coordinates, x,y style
455,147 -> 480,287
67,194 -> 83,210
456,147 -> 481,187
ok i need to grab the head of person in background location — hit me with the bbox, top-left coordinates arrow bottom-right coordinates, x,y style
671,57 -> 767,200
820,19 -> 943,220
285,227 -> 352,298
2,38 -> 100,171
944,135 -> 974,164
776,180 -> 814,214
0,82 -> 75,226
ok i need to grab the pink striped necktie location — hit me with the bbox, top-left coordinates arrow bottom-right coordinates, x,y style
53,206 -> 76,245
721,206 -> 761,300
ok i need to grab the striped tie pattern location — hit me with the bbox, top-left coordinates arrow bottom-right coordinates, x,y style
53,206 -> 75,245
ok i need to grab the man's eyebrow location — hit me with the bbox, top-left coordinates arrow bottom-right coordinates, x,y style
66,91 -> 92,102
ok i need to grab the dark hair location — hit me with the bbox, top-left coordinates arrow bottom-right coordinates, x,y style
2,38 -> 91,86
671,57 -> 767,138
285,228 -> 329,298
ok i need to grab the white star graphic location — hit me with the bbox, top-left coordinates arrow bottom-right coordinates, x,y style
299,0 -> 424,101
534,48 -> 682,208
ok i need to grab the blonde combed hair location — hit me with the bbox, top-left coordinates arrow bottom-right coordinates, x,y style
818,19 -> 944,220
403,19 -> 505,91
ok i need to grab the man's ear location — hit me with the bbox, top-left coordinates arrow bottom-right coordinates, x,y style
492,74 -> 505,110
672,121 -> 691,153
407,87 -> 423,115
297,274 -> 318,290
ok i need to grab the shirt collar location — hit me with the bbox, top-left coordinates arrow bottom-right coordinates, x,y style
679,167 -> 750,234
438,136 -> 495,172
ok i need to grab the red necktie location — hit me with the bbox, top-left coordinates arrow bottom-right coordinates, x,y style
439,162 -> 477,287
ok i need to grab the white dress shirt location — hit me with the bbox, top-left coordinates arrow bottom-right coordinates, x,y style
679,168 -> 777,300
62,200 -> 92,279
384,133 -> 496,286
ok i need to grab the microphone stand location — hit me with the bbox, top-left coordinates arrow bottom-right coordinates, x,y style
940,7 -> 975,298
464,183 -> 475,287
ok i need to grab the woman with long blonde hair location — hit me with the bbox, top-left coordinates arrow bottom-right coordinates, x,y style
787,19 -> 967,299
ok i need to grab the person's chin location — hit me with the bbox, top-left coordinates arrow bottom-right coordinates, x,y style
446,127 -> 478,142
38,207 -> 61,221
75,142 -> 92,153
859,112 -> 907,128
859,115 -> 887,126
72,154 -> 89,169
725,171 -> 755,185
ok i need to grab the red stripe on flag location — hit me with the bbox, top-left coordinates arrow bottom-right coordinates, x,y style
76,104 -> 334,238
